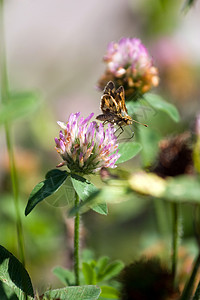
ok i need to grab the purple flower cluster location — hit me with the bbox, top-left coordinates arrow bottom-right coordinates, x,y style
55,112 -> 120,174
98,37 -> 159,97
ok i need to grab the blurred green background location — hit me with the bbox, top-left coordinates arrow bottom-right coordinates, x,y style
0,0 -> 200,294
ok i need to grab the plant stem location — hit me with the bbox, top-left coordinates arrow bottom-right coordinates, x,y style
192,279 -> 200,300
180,252 -> 200,300
74,192 -> 80,286
0,0 -> 25,265
171,202 -> 180,290
153,198 -> 169,237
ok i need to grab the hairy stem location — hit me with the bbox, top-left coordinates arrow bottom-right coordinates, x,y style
74,192 -> 80,285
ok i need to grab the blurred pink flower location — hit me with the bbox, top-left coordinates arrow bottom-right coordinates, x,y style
98,38 -> 159,98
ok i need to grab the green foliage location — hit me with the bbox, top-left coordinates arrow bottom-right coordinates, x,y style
163,175 -> 200,203
0,245 -> 34,299
70,174 -> 107,215
43,285 -> 101,300
0,281 -> 19,300
139,126 -> 161,167
70,174 -> 98,201
100,285 -> 120,299
54,255 -> 124,299
45,176 -> 76,208
53,267 -> 75,286
25,169 -> 69,216
117,142 -> 142,164
82,263 -> 97,285
0,92 -> 40,125
81,256 -> 124,299
129,172 -> 200,204
144,93 -> 180,122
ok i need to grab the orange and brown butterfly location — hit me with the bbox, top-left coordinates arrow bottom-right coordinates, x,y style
96,81 -> 147,135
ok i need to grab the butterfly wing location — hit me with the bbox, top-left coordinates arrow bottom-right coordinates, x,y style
115,86 -> 128,114
103,81 -> 116,98
100,94 -> 119,114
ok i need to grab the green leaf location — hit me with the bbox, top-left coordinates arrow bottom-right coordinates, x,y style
139,126 -> 161,167
98,261 -> 124,282
82,262 -> 97,285
53,266 -> 75,286
96,256 -> 109,280
0,92 -> 40,125
0,245 -> 34,299
144,93 -> 180,122
126,98 -> 157,121
45,176 -> 76,208
0,281 -> 18,300
43,285 -> 101,300
25,169 -> 69,216
117,142 -> 142,164
100,286 -> 120,299
163,175 -> 200,203
70,174 -> 98,201
91,202 -> 108,215
70,174 -> 106,215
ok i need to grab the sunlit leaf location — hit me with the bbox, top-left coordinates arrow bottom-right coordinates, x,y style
117,142 -> 142,164
100,285 -> 120,299
0,92 -> 40,125
25,169 -> 69,216
0,245 -> 34,299
82,262 -> 97,285
43,285 -> 101,300
144,93 -> 180,122
70,174 -> 106,215
70,174 -> 98,201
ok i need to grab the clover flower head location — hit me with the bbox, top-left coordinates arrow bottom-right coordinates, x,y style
55,112 -> 120,174
98,37 -> 159,98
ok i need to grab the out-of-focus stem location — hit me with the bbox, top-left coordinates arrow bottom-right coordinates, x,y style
0,0 -> 25,266
171,202 -> 179,289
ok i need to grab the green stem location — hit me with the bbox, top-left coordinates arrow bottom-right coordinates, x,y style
153,198 -> 169,237
180,252 -> 200,300
74,192 -> 80,286
171,202 -> 179,289
0,0 -> 25,266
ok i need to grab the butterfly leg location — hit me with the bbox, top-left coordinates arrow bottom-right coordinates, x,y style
114,126 -> 124,138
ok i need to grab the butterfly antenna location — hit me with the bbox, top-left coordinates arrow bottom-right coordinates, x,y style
132,119 -> 148,127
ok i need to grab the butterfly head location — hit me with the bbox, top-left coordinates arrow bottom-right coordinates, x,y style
118,115 -> 133,126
